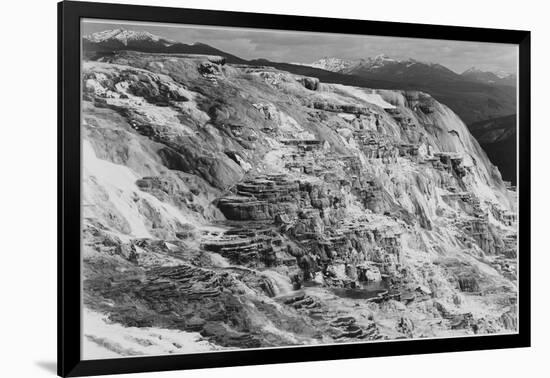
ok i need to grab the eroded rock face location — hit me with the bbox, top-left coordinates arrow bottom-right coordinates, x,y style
217,196 -> 272,221
297,76 -> 320,91
458,275 -> 480,292
81,51 -> 518,356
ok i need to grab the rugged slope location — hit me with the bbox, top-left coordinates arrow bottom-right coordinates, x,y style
306,56 -> 517,125
469,115 -> 517,185
81,51 -> 518,358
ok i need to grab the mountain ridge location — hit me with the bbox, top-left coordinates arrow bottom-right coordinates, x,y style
82,29 -> 518,175
461,66 -> 517,86
83,29 -> 248,64
306,56 -> 516,87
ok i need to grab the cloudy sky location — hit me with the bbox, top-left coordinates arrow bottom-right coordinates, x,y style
82,19 -> 518,74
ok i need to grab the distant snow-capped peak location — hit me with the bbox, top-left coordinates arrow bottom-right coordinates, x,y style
304,56 -> 394,73
370,54 -> 397,63
462,67 -> 514,79
307,57 -> 357,72
304,55 -> 440,73
495,70 -> 515,79
460,67 -> 516,85
361,54 -> 397,69
462,66 -> 484,75
84,29 -> 177,46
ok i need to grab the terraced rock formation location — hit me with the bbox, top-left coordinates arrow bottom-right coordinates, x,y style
81,50 -> 518,358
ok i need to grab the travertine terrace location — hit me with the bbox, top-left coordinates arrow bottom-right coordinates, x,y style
80,48 -> 518,357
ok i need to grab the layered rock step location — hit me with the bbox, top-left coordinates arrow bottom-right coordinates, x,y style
282,294 -> 382,341
217,196 -> 271,221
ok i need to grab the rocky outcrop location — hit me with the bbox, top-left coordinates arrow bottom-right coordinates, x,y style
202,226 -> 277,266
83,67 -> 190,107
217,196 -> 271,221
198,61 -> 223,84
457,275 -> 480,292
297,76 -> 320,91
312,101 -> 372,115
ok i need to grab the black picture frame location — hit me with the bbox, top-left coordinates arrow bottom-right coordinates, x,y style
58,1 -> 531,376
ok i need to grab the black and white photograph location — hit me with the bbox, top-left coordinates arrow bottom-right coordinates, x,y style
80,19 -> 521,359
